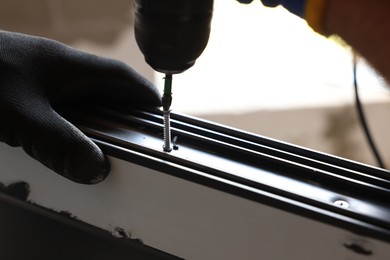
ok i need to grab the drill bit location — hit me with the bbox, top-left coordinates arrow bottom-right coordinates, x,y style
162,74 -> 173,152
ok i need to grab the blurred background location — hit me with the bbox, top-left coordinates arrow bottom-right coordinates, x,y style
1,0 -> 389,167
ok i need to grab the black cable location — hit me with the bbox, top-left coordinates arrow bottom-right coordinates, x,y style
353,54 -> 386,169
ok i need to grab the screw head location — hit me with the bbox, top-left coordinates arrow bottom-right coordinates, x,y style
334,200 -> 349,209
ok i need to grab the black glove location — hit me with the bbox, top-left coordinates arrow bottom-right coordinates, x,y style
237,0 -> 279,6
0,31 -> 161,184
236,0 -> 305,17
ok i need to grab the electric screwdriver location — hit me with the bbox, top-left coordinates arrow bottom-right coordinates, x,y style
134,0 -> 214,151
134,0 -> 214,74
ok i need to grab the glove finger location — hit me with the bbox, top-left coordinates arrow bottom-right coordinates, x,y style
18,103 -> 109,184
237,0 -> 280,7
261,0 -> 280,7
48,46 -> 161,107
1,32 -> 161,107
237,0 -> 254,4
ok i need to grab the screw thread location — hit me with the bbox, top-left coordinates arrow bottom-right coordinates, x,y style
163,110 -> 172,152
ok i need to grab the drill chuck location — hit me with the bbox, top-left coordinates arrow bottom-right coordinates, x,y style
134,0 -> 214,74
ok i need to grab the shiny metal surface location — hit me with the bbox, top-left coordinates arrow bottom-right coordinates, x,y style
2,106 -> 390,259
63,106 -> 390,242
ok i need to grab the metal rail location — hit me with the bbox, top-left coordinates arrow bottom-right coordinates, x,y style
62,106 -> 390,242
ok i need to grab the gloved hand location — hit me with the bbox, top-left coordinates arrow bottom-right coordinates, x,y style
0,31 -> 161,184
236,0 -> 328,35
236,0 -> 305,16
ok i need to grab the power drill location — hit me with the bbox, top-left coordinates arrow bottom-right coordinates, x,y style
134,0 -> 214,151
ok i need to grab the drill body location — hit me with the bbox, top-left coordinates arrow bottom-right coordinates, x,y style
134,0 -> 214,151
134,0 -> 214,74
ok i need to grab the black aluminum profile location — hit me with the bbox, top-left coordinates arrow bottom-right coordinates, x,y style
63,106 -> 390,244
0,185 -> 181,260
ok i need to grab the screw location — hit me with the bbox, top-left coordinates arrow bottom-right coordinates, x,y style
162,74 -> 173,153
334,200 -> 349,209
162,110 -> 172,152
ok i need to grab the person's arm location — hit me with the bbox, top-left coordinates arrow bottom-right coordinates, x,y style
238,0 -> 390,82
324,0 -> 390,82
